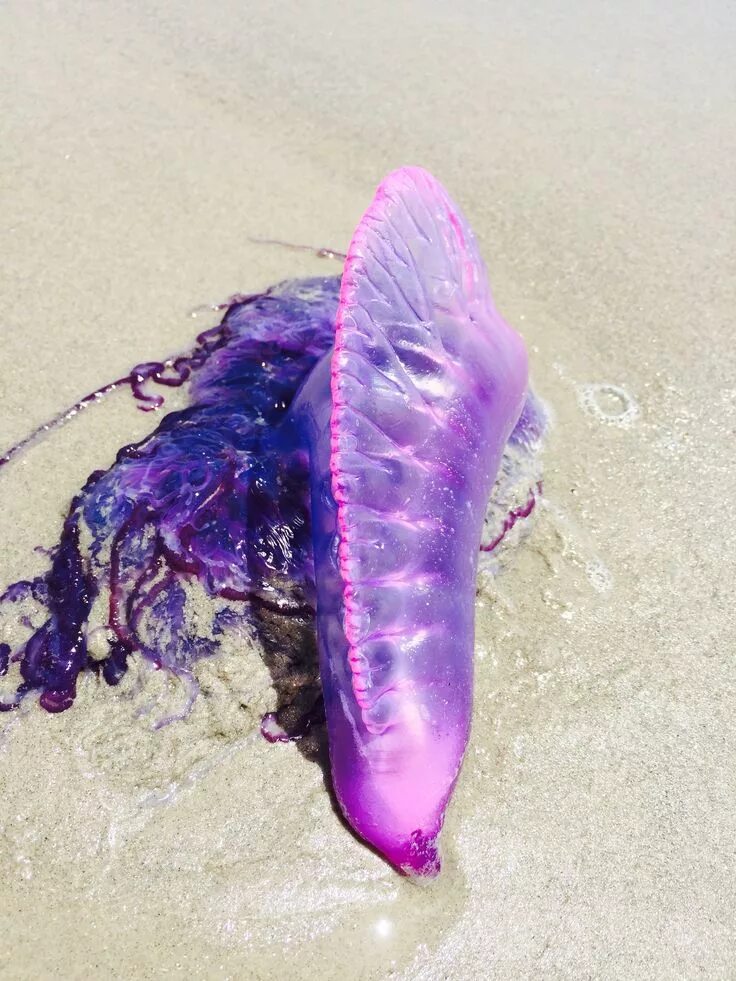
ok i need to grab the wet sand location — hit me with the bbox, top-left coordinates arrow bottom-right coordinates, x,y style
1,1 -> 735,978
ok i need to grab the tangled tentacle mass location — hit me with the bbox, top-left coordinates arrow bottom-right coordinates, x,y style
0,278 -> 339,715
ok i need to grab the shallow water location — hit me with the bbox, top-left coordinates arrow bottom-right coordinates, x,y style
1,0 -> 735,978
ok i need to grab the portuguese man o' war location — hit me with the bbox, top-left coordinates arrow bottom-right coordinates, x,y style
0,167 -> 545,876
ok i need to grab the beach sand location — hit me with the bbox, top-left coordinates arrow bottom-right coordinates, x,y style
1,1 -> 735,978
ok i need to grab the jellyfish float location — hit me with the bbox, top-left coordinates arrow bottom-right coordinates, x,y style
0,167 -> 545,875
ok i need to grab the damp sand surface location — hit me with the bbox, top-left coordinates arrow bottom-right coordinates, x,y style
1,2 -> 735,978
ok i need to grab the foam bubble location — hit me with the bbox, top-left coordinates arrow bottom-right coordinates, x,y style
577,383 -> 639,428
585,558 -> 613,593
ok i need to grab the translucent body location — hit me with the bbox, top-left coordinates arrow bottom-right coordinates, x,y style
294,168 -> 529,873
